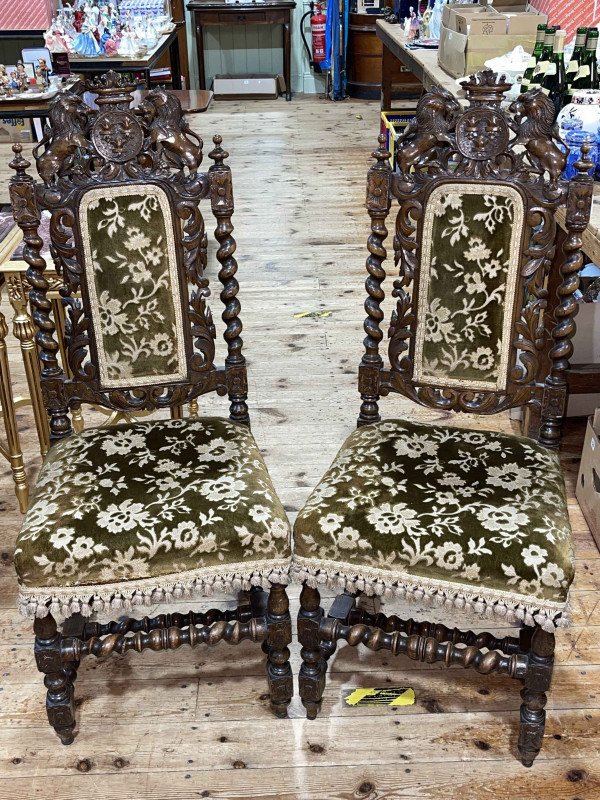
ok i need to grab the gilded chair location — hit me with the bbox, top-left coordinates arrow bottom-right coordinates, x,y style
9,71 -> 292,743
293,72 -> 592,766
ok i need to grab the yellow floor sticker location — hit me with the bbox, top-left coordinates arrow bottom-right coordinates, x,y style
293,311 -> 333,318
343,687 -> 415,707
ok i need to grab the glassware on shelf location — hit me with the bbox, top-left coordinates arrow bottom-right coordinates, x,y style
562,130 -> 597,180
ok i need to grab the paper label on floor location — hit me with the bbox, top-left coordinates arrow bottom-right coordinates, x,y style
343,687 -> 415,707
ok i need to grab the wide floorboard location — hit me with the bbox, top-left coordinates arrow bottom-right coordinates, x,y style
0,96 -> 599,800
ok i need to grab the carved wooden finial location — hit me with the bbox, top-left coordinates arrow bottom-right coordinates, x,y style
87,70 -> 136,109
574,142 -> 595,177
9,143 -> 31,179
460,69 -> 511,107
372,133 -> 391,167
209,134 -> 229,167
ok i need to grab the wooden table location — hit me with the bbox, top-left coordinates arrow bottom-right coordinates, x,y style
376,18 -> 600,436
0,80 -> 80,121
188,0 -> 296,101
68,27 -> 183,90
377,20 -> 460,111
134,88 -> 214,113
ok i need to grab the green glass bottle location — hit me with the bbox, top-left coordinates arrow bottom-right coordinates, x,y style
566,27 -> 588,83
541,29 -> 567,118
531,27 -> 556,87
521,23 -> 547,93
572,29 -> 599,90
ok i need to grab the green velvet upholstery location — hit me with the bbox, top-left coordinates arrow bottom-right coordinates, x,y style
79,186 -> 188,390
16,417 -> 291,617
293,419 -> 573,629
415,185 -> 524,392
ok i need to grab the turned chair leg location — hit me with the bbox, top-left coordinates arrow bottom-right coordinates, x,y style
265,583 -> 293,718
298,584 -> 327,719
34,614 -> 77,745
518,624 -> 555,767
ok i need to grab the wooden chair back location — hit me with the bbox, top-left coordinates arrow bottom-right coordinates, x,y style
359,70 -> 594,447
9,71 -> 248,444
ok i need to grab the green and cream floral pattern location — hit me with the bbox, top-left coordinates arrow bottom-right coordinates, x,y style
414,185 -> 524,392
16,417 -> 291,615
80,186 -> 187,389
294,419 -> 573,624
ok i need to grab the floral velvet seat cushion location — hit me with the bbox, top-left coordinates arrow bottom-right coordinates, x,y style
293,419 -> 574,631
16,417 -> 291,618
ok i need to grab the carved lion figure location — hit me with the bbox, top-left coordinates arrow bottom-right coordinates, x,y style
509,89 -> 567,189
143,88 -> 204,174
395,86 -> 460,179
35,93 -> 89,185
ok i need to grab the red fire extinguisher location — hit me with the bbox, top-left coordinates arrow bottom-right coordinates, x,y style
311,3 -> 327,63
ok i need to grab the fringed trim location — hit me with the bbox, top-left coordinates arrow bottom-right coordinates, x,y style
293,560 -> 570,633
17,561 -> 291,620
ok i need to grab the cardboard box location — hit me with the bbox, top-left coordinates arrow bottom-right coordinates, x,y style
438,1 -> 546,78
456,13 -> 507,35
212,74 -> 281,100
480,0 -> 546,33
0,118 -> 33,143
576,409 -> 600,549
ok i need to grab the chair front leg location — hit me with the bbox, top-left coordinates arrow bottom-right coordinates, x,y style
298,584 -> 326,719
34,614 -> 77,745
266,583 -> 293,718
518,624 -> 555,767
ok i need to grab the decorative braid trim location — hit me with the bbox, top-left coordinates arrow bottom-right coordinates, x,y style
292,557 -> 570,633
17,559 -> 291,620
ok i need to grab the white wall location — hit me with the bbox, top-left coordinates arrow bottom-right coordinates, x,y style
185,3 -> 327,94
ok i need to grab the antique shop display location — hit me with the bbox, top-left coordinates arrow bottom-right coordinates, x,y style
0,57 -> 60,102
293,72 -> 593,767
43,0 -> 174,58
8,71 -> 293,744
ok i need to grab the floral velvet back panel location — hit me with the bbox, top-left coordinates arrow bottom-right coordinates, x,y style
79,185 -> 188,389
413,184 -> 524,392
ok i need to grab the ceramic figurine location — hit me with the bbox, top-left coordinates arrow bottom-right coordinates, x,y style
16,61 -> 29,92
408,7 -> 420,41
73,20 -> 101,56
0,65 -> 9,89
429,0 -> 444,40
8,71 -> 19,91
36,57 -> 50,88
421,7 -> 432,38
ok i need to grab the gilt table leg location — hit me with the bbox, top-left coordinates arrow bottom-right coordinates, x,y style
8,276 -> 49,457
51,296 -> 84,432
0,309 -> 28,512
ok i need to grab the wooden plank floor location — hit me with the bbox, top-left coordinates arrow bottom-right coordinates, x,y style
1,96 -> 599,800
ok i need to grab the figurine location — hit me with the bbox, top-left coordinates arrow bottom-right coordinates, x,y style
0,65 -> 9,89
36,57 -> 50,88
408,7 -> 420,41
421,6 -> 432,38
429,0 -> 444,40
8,71 -> 19,91
73,20 -> 101,56
16,61 -> 29,92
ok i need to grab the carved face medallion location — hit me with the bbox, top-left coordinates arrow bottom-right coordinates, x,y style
91,110 -> 143,163
455,109 -> 509,161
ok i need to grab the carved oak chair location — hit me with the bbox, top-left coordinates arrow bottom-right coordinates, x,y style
293,72 -> 593,767
9,71 -> 293,743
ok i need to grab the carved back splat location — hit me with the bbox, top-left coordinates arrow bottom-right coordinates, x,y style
9,71 -> 249,443
359,70 -> 593,447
